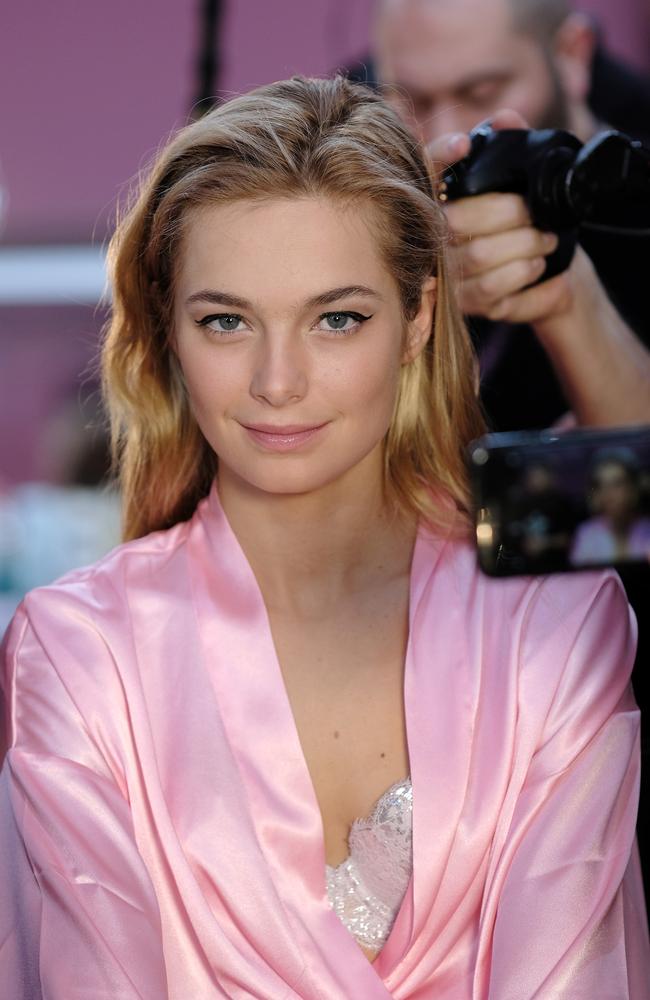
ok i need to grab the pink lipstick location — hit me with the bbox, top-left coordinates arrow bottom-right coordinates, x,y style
240,421 -> 329,452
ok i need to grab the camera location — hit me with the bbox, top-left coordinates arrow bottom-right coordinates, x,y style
440,125 -> 650,279
469,425 -> 650,576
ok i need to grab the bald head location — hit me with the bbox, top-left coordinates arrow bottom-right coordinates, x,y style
379,0 -> 571,41
510,0 -> 571,42
375,0 -> 592,142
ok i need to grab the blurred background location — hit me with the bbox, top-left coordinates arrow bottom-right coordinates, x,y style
1,0 -> 649,627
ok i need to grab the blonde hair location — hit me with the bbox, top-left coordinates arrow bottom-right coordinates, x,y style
103,75 -> 485,540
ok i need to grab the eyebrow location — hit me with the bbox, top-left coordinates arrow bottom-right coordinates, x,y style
184,285 -> 382,310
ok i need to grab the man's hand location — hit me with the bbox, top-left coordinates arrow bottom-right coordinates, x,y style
427,111 -> 650,425
428,109 -> 570,325
444,192 -> 561,321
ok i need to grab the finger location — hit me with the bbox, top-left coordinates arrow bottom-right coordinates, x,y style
455,227 -> 558,278
485,273 -> 573,324
427,111 -> 530,185
460,256 -> 548,314
445,192 -> 531,237
425,131 -> 471,178
486,108 -> 530,131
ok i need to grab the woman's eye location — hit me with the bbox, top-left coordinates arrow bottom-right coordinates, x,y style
316,311 -> 371,334
197,313 -> 247,334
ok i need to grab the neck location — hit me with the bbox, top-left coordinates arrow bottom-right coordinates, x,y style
218,452 -> 416,612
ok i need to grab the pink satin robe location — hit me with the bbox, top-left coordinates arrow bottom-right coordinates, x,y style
1,483 -> 649,998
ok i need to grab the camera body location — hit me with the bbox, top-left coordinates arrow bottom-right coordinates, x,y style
440,125 -> 650,280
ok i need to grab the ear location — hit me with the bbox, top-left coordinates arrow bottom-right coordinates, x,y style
402,277 -> 436,363
552,12 -> 597,105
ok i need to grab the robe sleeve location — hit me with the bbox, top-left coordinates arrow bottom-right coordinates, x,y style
480,572 -> 650,999
0,597 -> 168,1000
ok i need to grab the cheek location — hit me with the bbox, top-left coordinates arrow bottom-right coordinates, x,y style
506,64 -> 556,122
176,343 -> 243,416
322,338 -> 402,413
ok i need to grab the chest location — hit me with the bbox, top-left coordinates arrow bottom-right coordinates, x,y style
267,585 -> 411,868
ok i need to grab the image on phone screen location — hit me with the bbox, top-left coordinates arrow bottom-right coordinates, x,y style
469,426 -> 650,576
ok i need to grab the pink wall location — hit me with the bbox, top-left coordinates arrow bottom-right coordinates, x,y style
0,0 -> 376,485
0,306 -> 105,485
1,0 -> 648,485
1,0 -> 646,247
577,0 -> 650,72
0,1 -> 196,244
220,0 -> 375,95
0,0 -> 375,246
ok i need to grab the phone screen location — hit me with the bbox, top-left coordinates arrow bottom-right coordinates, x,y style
469,426 -> 650,576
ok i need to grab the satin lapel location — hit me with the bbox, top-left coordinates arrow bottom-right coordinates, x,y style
189,485 -> 394,998
408,533 -> 473,934
377,528 -> 475,988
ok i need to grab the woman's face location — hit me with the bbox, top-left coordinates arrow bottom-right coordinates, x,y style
592,462 -> 638,521
173,196 -> 435,498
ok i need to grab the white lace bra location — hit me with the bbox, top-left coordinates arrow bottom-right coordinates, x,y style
325,777 -> 413,951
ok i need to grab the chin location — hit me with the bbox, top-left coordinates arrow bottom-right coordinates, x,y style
221,452 -> 378,500
218,459 -> 335,496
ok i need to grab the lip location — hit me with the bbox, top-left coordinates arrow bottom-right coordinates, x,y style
239,421 -> 329,452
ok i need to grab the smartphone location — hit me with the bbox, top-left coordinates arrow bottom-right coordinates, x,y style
468,425 -> 650,576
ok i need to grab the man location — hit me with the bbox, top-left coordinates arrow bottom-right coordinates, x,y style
375,0 -> 598,143
364,0 -> 650,430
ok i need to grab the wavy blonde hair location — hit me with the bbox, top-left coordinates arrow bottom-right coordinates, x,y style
103,75 -> 485,540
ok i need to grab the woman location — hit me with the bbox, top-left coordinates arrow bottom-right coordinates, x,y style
571,449 -> 650,566
1,77 -> 648,998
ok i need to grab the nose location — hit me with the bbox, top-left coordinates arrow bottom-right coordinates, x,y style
420,106 -> 476,145
249,333 -> 308,407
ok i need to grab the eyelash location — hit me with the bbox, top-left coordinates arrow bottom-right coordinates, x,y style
195,310 -> 373,337
316,310 -> 372,335
197,313 -> 247,334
